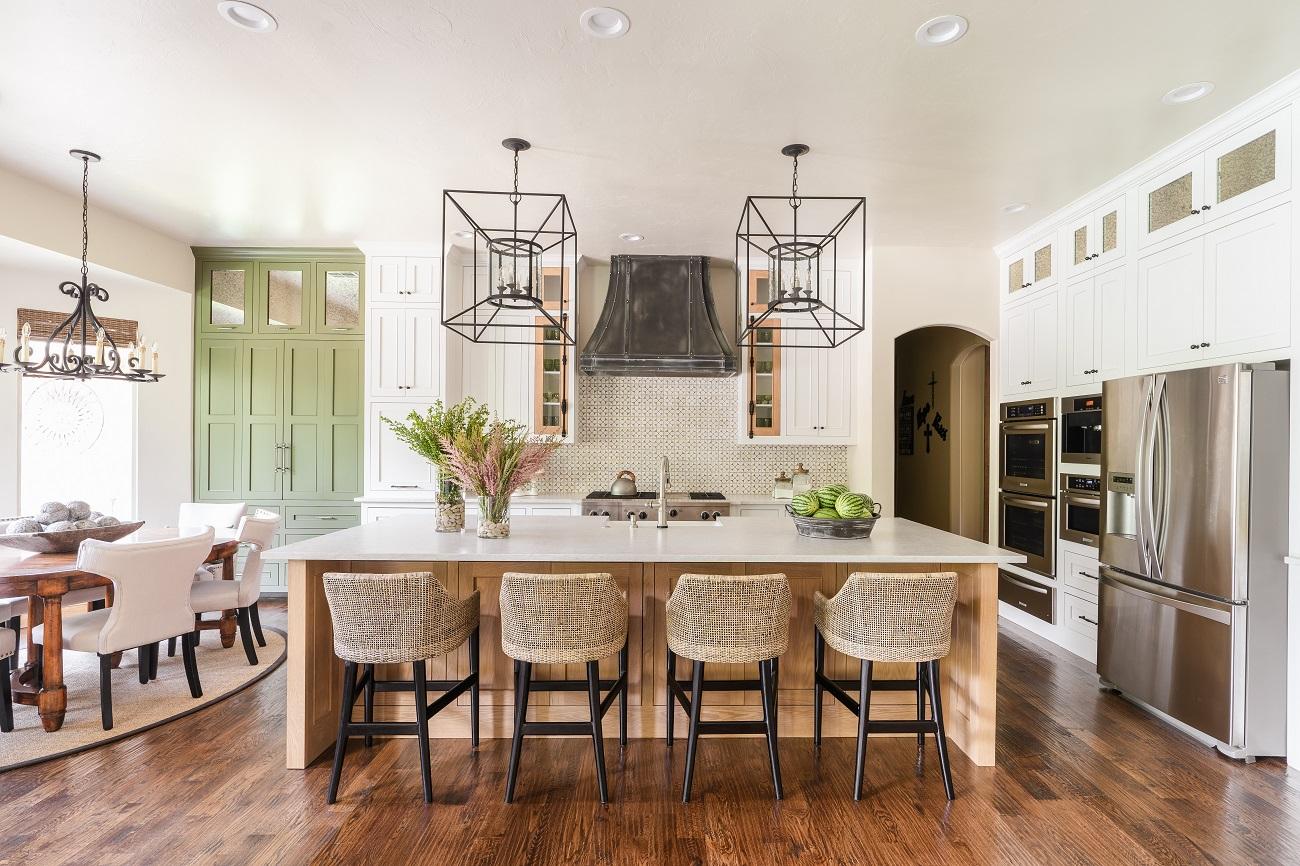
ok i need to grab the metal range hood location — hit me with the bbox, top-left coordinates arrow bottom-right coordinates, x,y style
580,255 -> 737,377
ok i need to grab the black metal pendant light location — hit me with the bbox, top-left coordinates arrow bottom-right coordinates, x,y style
0,150 -> 164,383
735,144 -> 866,348
442,138 -> 577,346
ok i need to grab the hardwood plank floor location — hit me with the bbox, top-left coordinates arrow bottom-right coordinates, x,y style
2,600 -> 1298,865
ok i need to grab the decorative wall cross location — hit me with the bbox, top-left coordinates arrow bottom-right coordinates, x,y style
915,371 -> 949,454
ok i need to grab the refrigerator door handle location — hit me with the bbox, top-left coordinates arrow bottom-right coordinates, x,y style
1152,374 -> 1172,580
1135,377 -> 1157,578
1100,567 -> 1234,624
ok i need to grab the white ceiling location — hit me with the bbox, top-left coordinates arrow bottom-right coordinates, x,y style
2,1 -> 1299,259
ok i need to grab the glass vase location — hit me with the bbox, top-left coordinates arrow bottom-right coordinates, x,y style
477,495 -> 511,539
435,473 -> 465,532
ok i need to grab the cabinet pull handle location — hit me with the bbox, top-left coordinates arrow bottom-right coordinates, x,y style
1079,571 -> 1095,579
390,484 -> 419,489
317,516 -> 339,521
1078,615 -> 1099,626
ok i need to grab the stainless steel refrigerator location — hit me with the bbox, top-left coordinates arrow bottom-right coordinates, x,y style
1098,363 -> 1289,759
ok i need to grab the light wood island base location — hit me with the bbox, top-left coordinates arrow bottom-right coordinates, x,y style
285,558 -> 999,770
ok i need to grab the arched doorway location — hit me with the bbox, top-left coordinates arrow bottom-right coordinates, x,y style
893,326 -> 990,542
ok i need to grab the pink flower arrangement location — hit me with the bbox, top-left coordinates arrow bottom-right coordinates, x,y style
440,421 -> 561,523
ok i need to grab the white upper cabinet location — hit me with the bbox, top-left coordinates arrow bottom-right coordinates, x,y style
777,320 -> 854,441
1202,204 -> 1291,358
1063,266 -> 1127,387
1063,196 -> 1125,280
1139,108 -> 1291,248
1001,235 -> 1057,300
405,257 -> 440,302
367,307 -> 406,397
369,256 -> 407,303
1136,237 -> 1206,369
456,318 -> 535,429
1001,291 -> 1057,396
367,307 -> 444,399
404,307 -> 442,396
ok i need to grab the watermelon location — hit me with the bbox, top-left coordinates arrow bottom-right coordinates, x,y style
816,484 -> 849,509
812,508 -> 840,519
834,492 -> 869,518
790,491 -> 819,516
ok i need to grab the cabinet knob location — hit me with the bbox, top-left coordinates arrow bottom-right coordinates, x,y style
1202,204 -> 1211,211
1020,380 -> 1031,386
1190,208 -> 1201,215
1200,342 -> 1210,348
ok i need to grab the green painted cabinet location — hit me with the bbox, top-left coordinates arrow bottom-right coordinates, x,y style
196,339 -> 243,498
256,261 -> 313,335
198,261 -> 256,335
284,341 -> 363,500
314,262 -> 365,335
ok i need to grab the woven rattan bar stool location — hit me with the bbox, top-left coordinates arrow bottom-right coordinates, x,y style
500,572 -> 629,805
665,572 -> 792,802
813,571 -> 959,801
321,571 -> 480,804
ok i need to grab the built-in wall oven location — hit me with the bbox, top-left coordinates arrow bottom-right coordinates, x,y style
998,491 -> 1055,576
1059,473 -> 1101,547
1060,394 -> 1102,464
999,399 -> 1056,497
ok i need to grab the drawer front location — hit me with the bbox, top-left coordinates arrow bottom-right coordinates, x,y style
1064,591 -> 1099,640
1062,549 -> 1099,600
364,506 -> 436,523
998,568 -> 1055,623
283,505 -> 361,530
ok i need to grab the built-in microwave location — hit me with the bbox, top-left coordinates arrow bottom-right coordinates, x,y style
1059,473 -> 1101,547
999,399 -> 1056,497
1061,394 -> 1102,465
999,491 -> 1055,576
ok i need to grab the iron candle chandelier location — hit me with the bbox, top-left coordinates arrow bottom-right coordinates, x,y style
441,138 -> 577,346
0,150 -> 163,383
735,144 -> 866,348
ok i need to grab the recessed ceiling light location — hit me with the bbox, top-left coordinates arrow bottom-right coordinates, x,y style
217,1 -> 277,32
1002,202 -> 1029,214
454,230 -> 474,239
619,232 -> 644,242
1162,81 -> 1214,105
580,7 -> 630,39
915,15 -> 968,46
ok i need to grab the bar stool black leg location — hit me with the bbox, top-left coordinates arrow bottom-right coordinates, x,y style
363,663 -> 375,747
618,642 -> 628,747
327,661 -> 357,804
681,660 -> 705,803
927,659 -> 955,800
586,660 -> 610,804
469,628 -> 481,749
412,659 -> 434,804
916,662 -> 927,750
813,629 -> 825,747
771,656 -> 780,739
504,660 -> 532,803
759,658 -> 783,800
853,659 -> 873,801
665,646 -> 676,746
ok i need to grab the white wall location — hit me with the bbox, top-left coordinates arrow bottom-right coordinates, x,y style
848,245 -> 999,511
0,239 -> 193,526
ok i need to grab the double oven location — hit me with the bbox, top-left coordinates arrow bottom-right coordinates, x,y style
998,398 -> 1056,576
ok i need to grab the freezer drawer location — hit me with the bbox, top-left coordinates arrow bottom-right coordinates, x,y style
1098,568 -> 1235,742
998,569 -> 1054,623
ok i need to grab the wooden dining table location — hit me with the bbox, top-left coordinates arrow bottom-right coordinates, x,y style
0,527 -> 240,732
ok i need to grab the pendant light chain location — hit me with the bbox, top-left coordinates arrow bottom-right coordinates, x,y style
80,155 -> 90,282
510,147 -> 521,204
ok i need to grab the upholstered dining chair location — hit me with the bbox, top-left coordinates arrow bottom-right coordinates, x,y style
179,502 -> 246,581
185,511 -> 279,665
31,528 -> 214,730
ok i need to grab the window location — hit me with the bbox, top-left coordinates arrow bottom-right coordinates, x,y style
20,349 -> 136,519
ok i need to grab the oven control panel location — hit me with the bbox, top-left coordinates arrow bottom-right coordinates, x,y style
1065,395 -> 1102,413
1062,474 -> 1101,494
1001,398 -> 1055,421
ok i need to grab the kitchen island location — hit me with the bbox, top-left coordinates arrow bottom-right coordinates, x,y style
265,515 -> 1023,770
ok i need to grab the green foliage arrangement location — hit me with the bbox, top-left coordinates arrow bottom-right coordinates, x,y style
381,398 -> 490,473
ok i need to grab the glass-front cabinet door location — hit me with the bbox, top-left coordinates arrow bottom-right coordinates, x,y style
1139,158 -> 1204,247
534,316 -> 567,435
256,262 -> 313,335
314,262 -> 364,335
1204,107 -> 1291,222
1003,251 -> 1028,297
539,267 -> 569,311
747,321 -> 780,437
1028,236 -> 1055,292
748,269 -> 773,311
199,261 -> 255,334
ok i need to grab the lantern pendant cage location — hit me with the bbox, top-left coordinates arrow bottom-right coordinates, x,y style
441,138 -> 577,346
735,143 -> 866,349
0,150 -> 163,383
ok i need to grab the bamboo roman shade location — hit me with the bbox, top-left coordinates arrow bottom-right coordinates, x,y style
17,308 -> 138,345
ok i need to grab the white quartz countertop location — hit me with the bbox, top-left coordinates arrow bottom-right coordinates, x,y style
264,515 -> 1025,565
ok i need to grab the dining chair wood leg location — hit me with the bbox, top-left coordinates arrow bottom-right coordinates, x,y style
362,663 -> 375,747
813,628 -> 825,747
412,659 -> 434,804
249,601 -> 267,647
236,607 -> 258,666
927,659 -> 955,801
759,658 -> 784,800
853,659 -> 873,801
586,660 -> 610,804
504,660 -> 532,803
468,628 -> 480,749
99,653 -> 114,731
681,660 -> 705,803
618,641 -> 628,747
181,632 -> 203,699
326,661 -> 357,805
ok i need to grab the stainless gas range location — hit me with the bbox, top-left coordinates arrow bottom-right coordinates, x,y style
581,491 -> 730,522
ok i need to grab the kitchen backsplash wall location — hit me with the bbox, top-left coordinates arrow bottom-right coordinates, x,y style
537,377 -> 849,496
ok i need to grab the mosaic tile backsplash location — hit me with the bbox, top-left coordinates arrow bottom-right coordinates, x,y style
536,377 -> 849,496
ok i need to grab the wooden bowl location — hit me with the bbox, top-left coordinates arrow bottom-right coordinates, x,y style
0,519 -> 145,554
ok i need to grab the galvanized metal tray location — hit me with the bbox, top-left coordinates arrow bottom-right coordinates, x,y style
0,519 -> 145,554
785,502 -> 881,540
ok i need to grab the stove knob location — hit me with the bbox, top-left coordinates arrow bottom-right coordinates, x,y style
639,511 -> 648,519
711,511 -> 722,519
700,511 -> 711,520
602,510 -> 611,517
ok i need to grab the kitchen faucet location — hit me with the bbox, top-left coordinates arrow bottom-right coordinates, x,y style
656,455 -> 670,528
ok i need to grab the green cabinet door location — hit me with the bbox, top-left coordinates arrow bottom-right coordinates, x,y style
283,341 -> 363,500
198,261 -> 255,335
314,261 -> 365,335
195,339 -> 242,498
241,340 -> 284,499
256,262 -> 313,335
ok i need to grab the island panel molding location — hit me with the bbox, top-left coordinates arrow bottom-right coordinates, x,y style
269,516 -> 1021,770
